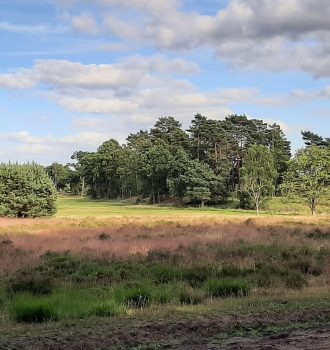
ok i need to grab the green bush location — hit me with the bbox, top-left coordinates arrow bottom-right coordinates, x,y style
0,164 -> 56,217
205,278 -> 251,298
12,298 -> 57,323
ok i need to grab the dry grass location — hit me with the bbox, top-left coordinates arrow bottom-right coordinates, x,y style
0,214 -> 329,278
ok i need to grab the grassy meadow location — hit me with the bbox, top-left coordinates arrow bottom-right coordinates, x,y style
0,196 -> 329,348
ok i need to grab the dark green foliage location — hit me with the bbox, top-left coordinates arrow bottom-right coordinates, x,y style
12,299 -> 57,323
238,190 -> 255,209
0,163 -> 57,217
7,275 -> 53,296
45,162 -> 72,191
116,287 -> 151,308
205,278 -> 251,298
64,114 -> 291,205
301,131 -> 330,147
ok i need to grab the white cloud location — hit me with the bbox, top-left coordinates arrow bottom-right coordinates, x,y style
71,13 -> 99,35
0,55 -> 199,91
0,71 -> 36,89
0,21 -> 66,35
61,0 -> 330,77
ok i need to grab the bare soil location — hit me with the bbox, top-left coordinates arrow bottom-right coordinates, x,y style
1,308 -> 329,349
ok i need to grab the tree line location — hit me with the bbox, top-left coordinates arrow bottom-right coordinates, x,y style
0,114 -> 328,218
46,114 -> 292,207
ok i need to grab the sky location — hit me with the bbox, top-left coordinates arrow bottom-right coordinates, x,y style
0,0 -> 330,165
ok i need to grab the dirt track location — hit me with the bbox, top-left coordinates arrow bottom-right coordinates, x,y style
1,309 -> 329,350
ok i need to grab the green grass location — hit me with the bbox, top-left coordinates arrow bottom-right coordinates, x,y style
55,195 -> 330,218
56,196 -> 260,218
205,278 -> 251,298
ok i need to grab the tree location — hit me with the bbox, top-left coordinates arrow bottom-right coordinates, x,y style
139,144 -> 173,203
301,131 -> 330,147
240,145 -> 277,215
0,163 -> 57,217
282,146 -> 330,215
168,149 -> 227,207
45,162 -> 71,191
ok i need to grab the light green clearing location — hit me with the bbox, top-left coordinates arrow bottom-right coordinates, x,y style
56,196 -> 330,218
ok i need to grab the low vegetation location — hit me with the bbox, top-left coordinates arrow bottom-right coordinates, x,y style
0,208 -> 328,323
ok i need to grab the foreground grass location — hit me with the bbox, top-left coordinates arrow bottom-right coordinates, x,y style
1,288 -> 330,349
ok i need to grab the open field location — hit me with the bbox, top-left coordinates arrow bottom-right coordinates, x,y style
56,196 -> 330,217
0,197 -> 329,349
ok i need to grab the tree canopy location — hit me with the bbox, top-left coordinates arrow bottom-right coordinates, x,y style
282,146 -> 330,215
0,164 -> 57,217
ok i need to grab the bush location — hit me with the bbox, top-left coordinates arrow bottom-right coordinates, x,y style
0,164 -> 56,217
284,272 -> 308,289
238,191 -> 255,210
205,278 -> 251,298
181,266 -> 213,286
7,275 -> 53,296
12,298 -> 57,323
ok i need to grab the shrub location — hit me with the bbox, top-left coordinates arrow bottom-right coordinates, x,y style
205,278 -> 251,298
7,275 -> 53,296
12,298 -> 57,323
0,163 -> 57,217
181,266 -> 213,286
284,272 -> 308,289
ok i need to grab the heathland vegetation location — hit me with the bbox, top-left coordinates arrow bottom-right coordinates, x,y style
0,114 -> 329,348
0,206 -> 329,347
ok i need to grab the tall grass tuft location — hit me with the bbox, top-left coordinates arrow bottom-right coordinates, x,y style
12,297 -> 57,323
205,278 -> 251,298
115,286 -> 152,309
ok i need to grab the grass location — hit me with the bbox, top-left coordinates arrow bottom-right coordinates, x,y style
56,196 -> 259,218
55,195 -> 330,218
0,195 -> 329,327
205,278 -> 251,298
12,297 -> 58,323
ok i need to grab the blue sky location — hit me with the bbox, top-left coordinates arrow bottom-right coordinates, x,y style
1,0 -> 330,164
